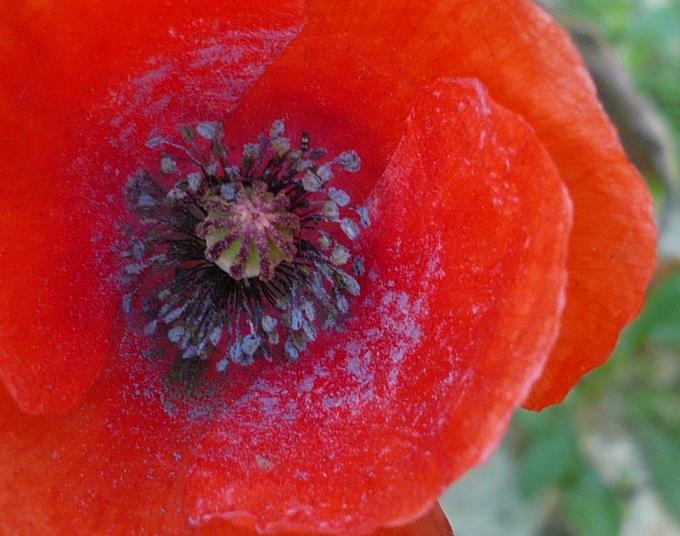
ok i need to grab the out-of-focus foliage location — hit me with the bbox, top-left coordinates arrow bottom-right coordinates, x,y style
513,272 -> 680,535
515,406 -> 623,536
623,271 -> 680,353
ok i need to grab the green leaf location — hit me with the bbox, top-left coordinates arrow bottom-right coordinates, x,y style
620,272 -> 680,353
516,408 -> 580,498
629,389 -> 680,429
564,469 -> 622,536
634,419 -> 680,522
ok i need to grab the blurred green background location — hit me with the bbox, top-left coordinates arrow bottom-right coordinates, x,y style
441,1 -> 680,534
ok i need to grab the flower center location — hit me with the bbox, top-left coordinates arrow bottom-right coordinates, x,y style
196,181 -> 299,280
121,119 -> 368,370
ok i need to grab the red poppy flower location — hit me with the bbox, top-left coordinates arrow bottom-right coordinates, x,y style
0,1 -> 656,535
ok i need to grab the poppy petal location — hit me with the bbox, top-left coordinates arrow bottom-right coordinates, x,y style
188,79 -> 571,534
0,358 -> 190,534
198,504 -> 453,535
374,504 -> 453,536
0,0 -> 305,414
1,365 -> 454,536
229,0 -> 656,409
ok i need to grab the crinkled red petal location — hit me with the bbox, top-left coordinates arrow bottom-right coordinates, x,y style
0,352 -> 454,536
0,0 -> 305,414
373,504 -> 453,536
232,0 -> 656,409
0,354 -> 191,534
198,504 -> 453,535
188,79 -> 571,534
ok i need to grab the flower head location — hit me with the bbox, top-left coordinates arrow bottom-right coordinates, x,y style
0,1 -> 656,535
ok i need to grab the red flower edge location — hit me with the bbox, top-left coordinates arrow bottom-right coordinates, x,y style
198,504 -> 452,535
0,1 -> 655,534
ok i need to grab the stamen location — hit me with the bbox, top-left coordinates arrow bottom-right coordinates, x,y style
122,119 -> 368,373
